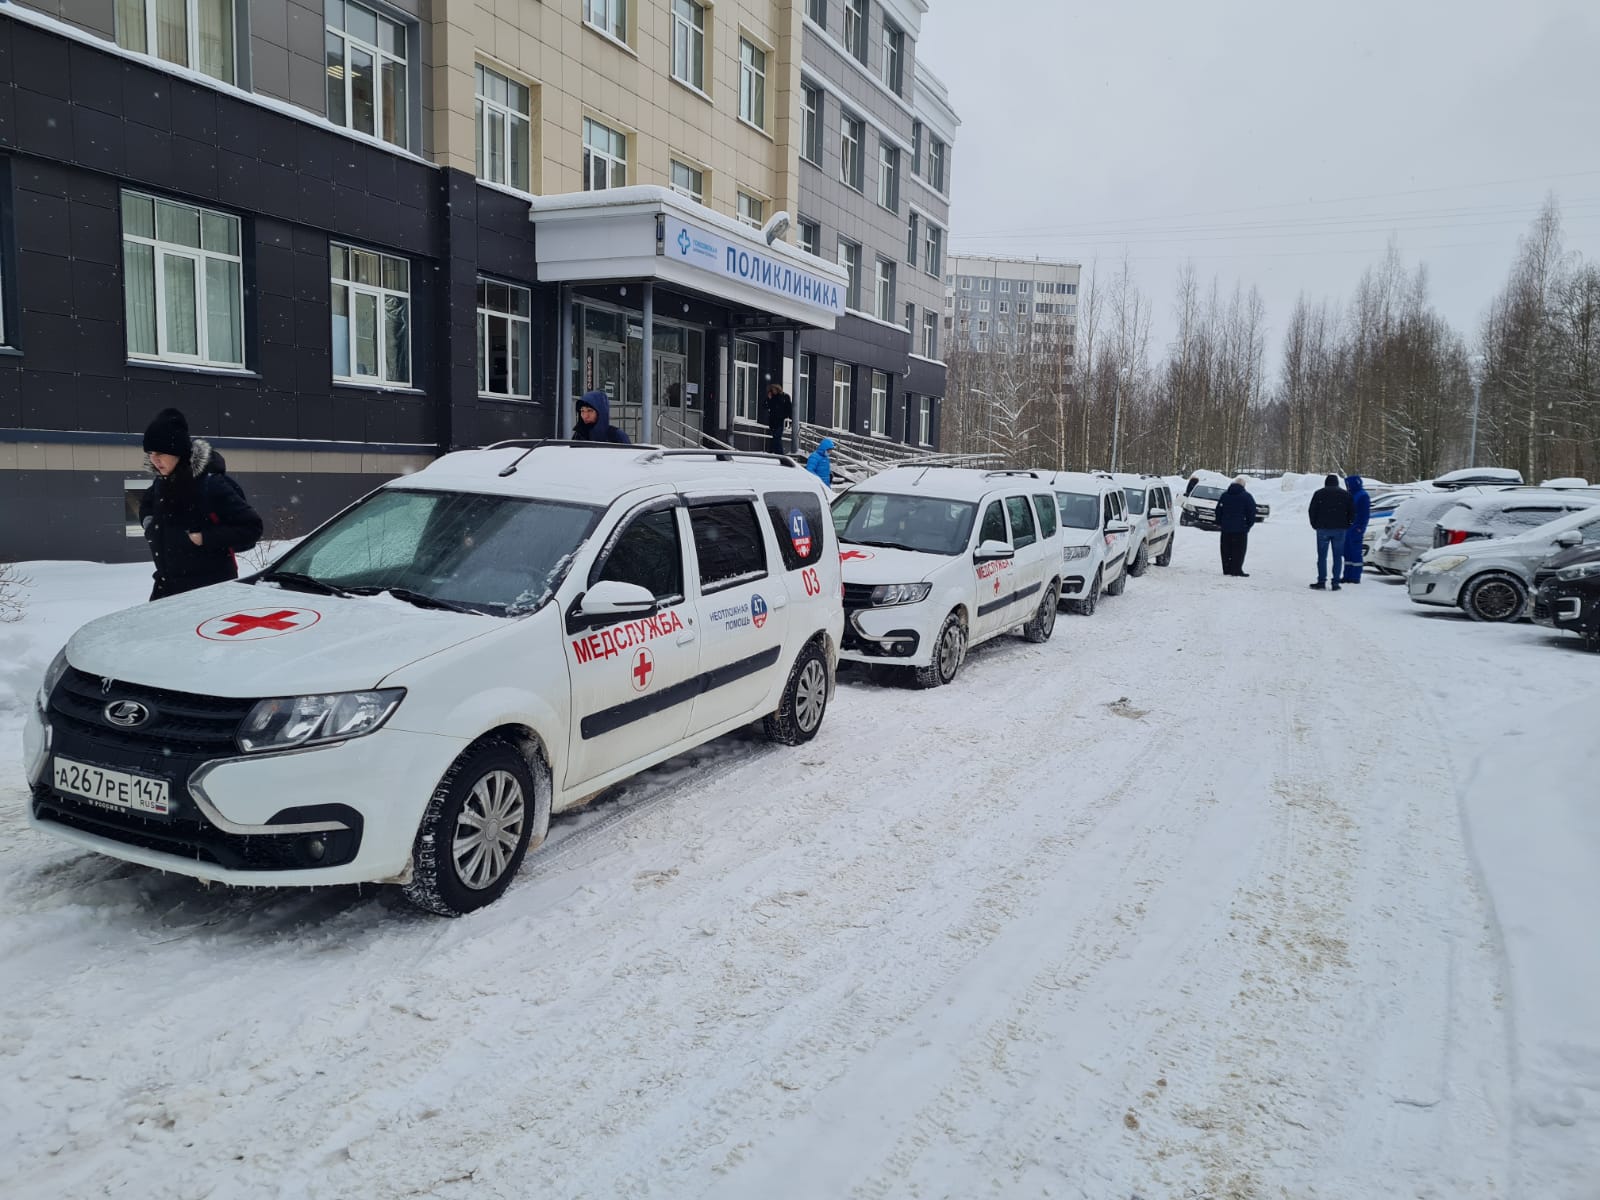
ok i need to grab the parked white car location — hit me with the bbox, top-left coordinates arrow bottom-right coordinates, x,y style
1048,471 -> 1132,614
26,444 -> 844,915
1109,473 -> 1177,575
1408,504 -> 1600,621
831,467 -> 1063,686
1372,488 -> 1498,575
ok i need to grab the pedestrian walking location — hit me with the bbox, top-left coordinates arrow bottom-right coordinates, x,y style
1184,473 -> 1201,497
139,407 -> 262,601
1306,473 -> 1355,590
572,390 -> 631,444
1214,476 -> 1258,577
1342,474 -> 1371,584
764,382 -> 793,455
805,438 -> 835,488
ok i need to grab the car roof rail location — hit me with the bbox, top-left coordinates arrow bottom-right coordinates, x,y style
481,438 -> 666,477
632,447 -> 798,468
981,469 -> 1042,479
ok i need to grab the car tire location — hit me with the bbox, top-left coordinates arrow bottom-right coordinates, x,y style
1461,571 -> 1528,623
1155,535 -> 1174,567
764,639 -> 830,745
1071,569 -> 1101,616
913,612 -> 966,688
1127,543 -> 1149,577
403,739 -> 548,917
1022,580 -> 1060,643
1105,562 -> 1128,596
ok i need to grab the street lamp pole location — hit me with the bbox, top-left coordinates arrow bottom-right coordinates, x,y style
1468,353 -> 1485,468
1110,364 -> 1129,473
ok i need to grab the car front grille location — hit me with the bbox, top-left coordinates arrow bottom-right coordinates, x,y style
51,668 -> 255,754
842,583 -> 876,611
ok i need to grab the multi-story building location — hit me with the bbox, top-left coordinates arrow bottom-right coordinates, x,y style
0,0 -> 902,562
794,0 -> 956,454
945,254 -> 1080,357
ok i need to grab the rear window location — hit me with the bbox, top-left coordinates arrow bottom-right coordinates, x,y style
1005,495 -> 1037,549
764,490 -> 826,569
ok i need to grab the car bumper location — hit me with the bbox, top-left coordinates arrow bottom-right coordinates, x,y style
839,603 -> 929,665
1373,544 -> 1418,573
1407,570 -> 1463,607
26,722 -> 468,886
1534,582 -> 1589,631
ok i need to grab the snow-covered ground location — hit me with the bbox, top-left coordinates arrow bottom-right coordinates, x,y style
2,483 -> 1596,1200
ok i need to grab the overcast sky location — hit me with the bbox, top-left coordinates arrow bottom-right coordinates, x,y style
916,0 -> 1600,357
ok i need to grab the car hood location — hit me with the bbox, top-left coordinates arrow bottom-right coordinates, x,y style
1059,527 -> 1107,549
839,545 -> 961,584
64,581 -> 503,697
1540,544 -> 1600,572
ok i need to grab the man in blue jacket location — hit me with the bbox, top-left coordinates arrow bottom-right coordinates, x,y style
1342,474 -> 1371,584
1213,476 -> 1258,577
572,390 -> 631,444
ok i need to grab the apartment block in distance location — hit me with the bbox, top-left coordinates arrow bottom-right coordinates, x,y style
945,253 -> 1081,358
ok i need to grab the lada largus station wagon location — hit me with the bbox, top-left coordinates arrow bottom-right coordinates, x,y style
831,466 -> 1063,687
1048,471 -> 1132,615
25,444 -> 844,915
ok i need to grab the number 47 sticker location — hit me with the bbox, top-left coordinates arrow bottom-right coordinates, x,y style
789,509 -> 813,557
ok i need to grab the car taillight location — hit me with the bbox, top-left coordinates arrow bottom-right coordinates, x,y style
1447,529 -> 1471,546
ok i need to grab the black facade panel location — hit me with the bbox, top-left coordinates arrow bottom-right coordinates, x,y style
905,355 -> 946,396
13,23 -> 71,98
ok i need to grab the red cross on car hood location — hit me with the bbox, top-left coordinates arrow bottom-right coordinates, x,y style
62,581 -> 501,697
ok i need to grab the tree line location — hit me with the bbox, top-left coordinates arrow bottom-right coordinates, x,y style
941,197 -> 1600,484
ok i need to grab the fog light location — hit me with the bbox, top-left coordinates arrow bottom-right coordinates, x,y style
305,837 -> 326,862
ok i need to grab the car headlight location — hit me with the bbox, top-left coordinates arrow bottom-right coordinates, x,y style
1417,554 -> 1469,573
1062,545 -> 1091,561
1556,561 -> 1600,581
36,648 -> 69,714
238,689 -> 404,753
869,582 -> 932,607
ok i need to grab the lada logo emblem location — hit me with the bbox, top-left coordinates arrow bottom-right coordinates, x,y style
103,700 -> 151,728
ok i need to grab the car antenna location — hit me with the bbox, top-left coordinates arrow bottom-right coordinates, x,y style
498,444 -> 540,477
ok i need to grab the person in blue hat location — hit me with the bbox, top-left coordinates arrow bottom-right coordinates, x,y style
805,438 -> 835,487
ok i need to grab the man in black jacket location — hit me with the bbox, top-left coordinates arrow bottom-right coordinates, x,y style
1306,473 -> 1355,590
140,407 -> 263,600
764,383 -> 793,454
1214,477 -> 1258,576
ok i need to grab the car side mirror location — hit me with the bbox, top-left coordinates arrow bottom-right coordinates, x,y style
578,580 -> 657,616
1106,520 -> 1131,534
973,539 -> 1013,562
1555,530 -> 1583,547
1148,507 -> 1168,519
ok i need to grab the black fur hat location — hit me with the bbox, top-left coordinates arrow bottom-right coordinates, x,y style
142,408 -> 191,457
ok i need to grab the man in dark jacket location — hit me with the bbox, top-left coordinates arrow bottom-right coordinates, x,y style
1213,476 -> 1258,577
764,383 -> 793,454
1342,474 -> 1371,584
140,407 -> 263,600
1307,473 -> 1355,590
572,389 -> 631,444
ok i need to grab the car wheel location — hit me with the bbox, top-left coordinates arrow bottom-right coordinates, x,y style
1127,543 -> 1149,577
1105,562 -> 1128,596
1022,580 -> 1059,643
1461,572 -> 1528,623
764,639 -> 830,745
1155,535 -> 1174,567
913,612 -> 966,688
1071,569 -> 1101,616
403,739 -> 548,917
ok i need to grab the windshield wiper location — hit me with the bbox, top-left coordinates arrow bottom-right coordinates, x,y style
259,571 -> 350,597
347,586 -> 480,614
853,539 -> 922,553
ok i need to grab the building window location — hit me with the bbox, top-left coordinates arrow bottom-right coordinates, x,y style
959,275 -> 970,289
837,239 -> 861,310
906,213 -> 918,267
116,0 -> 235,82
999,280 -> 1011,292
998,301 -> 1009,314
477,278 -> 531,400
121,191 -> 244,369
904,301 -> 915,333
923,224 -> 943,276
917,395 -> 931,445
806,0 -> 826,27
1018,281 -> 1031,294
734,338 -> 760,423
928,138 -> 947,192
876,143 -> 899,211
959,297 -> 970,311
874,258 -> 895,322
979,278 -> 991,292
881,22 -> 904,94
798,218 -> 820,256
911,120 -> 922,175
798,352 -> 813,418
922,310 -> 937,359
977,319 -> 987,335
839,114 -> 865,191
330,242 -> 410,386
978,299 -> 989,313
801,83 -> 823,165
584,0 -> 626,42
737,191 -> 765,227
1017,301 -> 1029,315
670,160 -> 705,203
870,370 -> 888,436
739,39 -> 767,129
325,0 -> 409,149
843,0 -> 867,63
670,0 -> 705,90
1066,283 -> 1078,294
475,65 -> 531,191
831,362 -> 851,429
583,117 -> 627,190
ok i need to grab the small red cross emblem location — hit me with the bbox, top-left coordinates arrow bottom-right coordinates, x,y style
197,607 -> 321,641
993,577 -> 1002,595
840,549 -> 875,562
631,648 -> 655,692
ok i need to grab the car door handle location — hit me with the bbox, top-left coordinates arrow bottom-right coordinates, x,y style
677,630 -> 697,645
770,593 -> 788,609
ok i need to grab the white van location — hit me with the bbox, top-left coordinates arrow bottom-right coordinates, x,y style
25,444 -> 844,915
831,467 -> 1063,686
1049,471 -> 1132,615
1108,473 -> 1177,575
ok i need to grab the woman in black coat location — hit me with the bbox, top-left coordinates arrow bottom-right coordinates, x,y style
140,408 -> 263,600
1213,476 -> 1259,577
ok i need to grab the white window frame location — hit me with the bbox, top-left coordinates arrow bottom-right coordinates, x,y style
904,301 -> 915,333
325,0 -> 409,149
978,299 -> 990,313
928,138 -> 947,192
881,22 -> 904,94
330,242 -> 411,387
922,310 -> 937,359
671,159 -> 705,203
1018,281 -> 1032,294
116,0 -> 236,82
998,301 -> 1009,314
979,278 -> 991,293
739,38 -> 767,130
840,113 -> 864,191
798,218 -> 820,256
477,276 -> 532,400
843,0 -> 867,63
671,0 -> 706,92
959,297 -> 971,311
583,117 -> 627,190
838,239 -> 861,310
831,362 -> 851,430
917,395 -> 930,445
734,337 -> 761,423
801,83 -> 823,165
121,190 -> 244,369
737,191 -> 765,228
870,370 -> 888,436
999,280 -> 1011,292
874,257 -> 895,322
906,213 -> 918,267
877,143 -> 899,211
475,64 -> 531,191
583,0 -> 627,43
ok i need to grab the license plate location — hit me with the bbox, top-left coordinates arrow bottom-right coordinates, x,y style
53,757 -> 170,816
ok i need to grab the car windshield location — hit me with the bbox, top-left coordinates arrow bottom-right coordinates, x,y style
1192,485 -> 1225,501
831,491 -> 978,555
266,489 -> 603,616
1122,488 -> 1145,515
1056,491 -> 1101,530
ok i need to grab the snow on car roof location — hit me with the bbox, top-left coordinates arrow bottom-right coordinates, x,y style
850,465 -> 1050,501
1434,466 -> 1524,485
1438,489 -> 1600,532
389,443 -> 817,505
1047,470 -> 1117,493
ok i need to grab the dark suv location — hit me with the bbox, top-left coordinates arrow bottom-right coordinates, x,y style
1532,544 -> 1600,650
